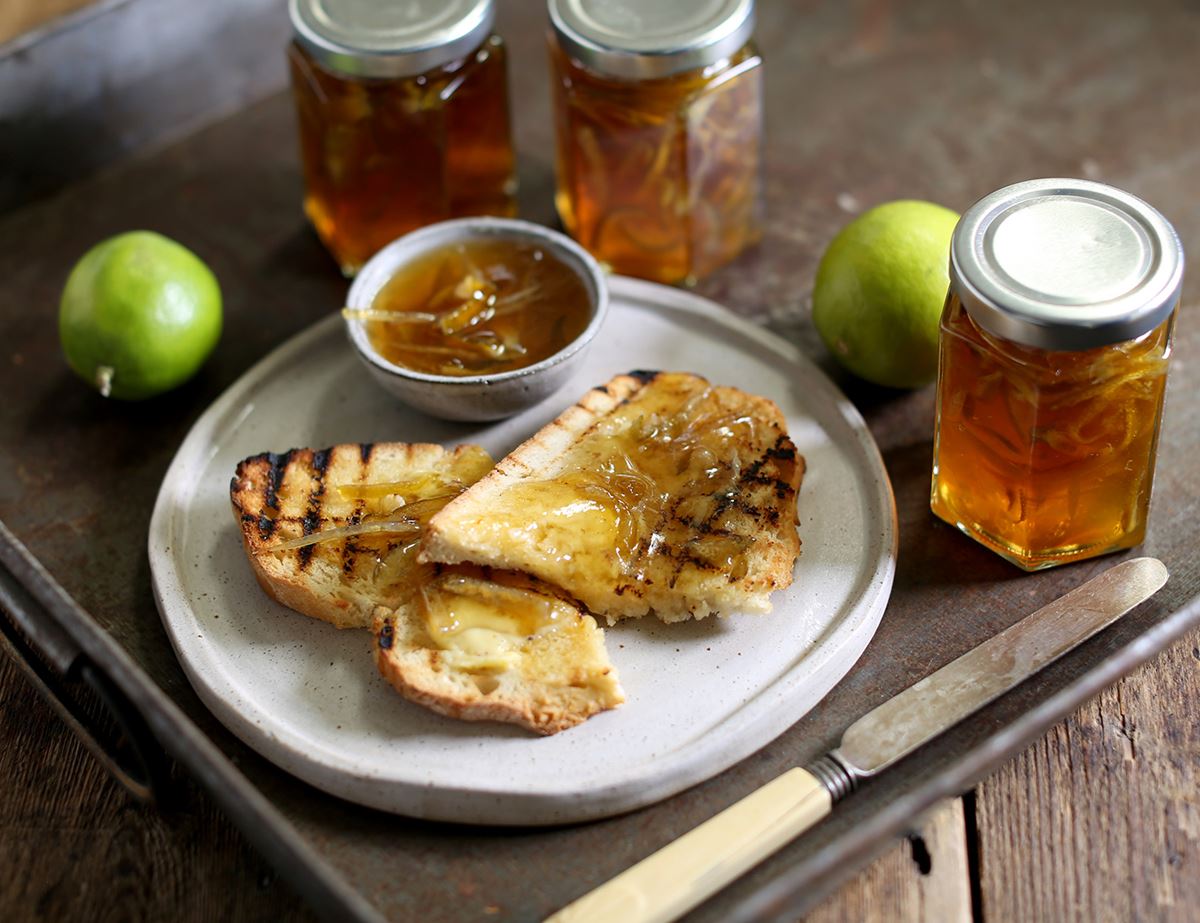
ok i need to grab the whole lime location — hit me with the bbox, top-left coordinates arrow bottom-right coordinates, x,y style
812,200 -> 959,389
59,231 -> 222,400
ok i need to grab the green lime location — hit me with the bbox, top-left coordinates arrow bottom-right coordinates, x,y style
812,200 -> 959,389
59,231 -> 222,400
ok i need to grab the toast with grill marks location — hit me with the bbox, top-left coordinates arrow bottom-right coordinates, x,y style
421,371 -> 805,622
230,442 -> 493,629
373,567 -> 624,736
230,442 -> 624,733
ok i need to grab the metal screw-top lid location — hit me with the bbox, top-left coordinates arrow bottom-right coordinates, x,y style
289,0 -> 494,79
950,178 -> 1184,351
549,0 -> 755,80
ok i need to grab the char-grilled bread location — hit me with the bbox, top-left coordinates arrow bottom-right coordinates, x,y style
230,442 -> 493,629
373,567 -> 624,735
421,371 -> 805,622
231,441 -> 624,733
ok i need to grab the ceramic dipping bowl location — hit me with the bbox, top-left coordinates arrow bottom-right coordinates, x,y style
344,217 -> 608,422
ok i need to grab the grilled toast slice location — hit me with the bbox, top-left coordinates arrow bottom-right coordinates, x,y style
373,567 -> 624,735
421,371 -> 805,622
230,442 -> 493,629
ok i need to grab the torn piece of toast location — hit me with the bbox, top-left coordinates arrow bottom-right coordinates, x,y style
230,442 -> 493,629
421,371 -> 805,622
373,568 -> 625,735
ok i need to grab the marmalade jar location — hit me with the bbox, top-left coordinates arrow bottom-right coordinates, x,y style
287,0 -> 516,276
548,0 -> 763,285
931,179 -> 1184,570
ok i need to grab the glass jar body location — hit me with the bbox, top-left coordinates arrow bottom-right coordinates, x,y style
549,40 -> 764,285
288,36 -> 517,276
931,293 -> 1174,570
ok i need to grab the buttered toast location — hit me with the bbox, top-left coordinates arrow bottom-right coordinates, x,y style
231,442 -> 492,629
231,441 -> 624,733
421,371 -> 805,622
374,567 -> 624,735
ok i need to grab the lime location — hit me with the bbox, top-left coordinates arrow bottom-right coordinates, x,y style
812,200 -> 959,389
59,231 -> 222,400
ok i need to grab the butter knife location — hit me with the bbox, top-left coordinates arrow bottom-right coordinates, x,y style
546,556 -> 1169,923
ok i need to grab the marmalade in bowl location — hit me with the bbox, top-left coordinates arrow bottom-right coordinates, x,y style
360,238 -> 592,377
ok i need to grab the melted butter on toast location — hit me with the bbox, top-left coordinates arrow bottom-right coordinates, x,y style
419,572 -> 597,678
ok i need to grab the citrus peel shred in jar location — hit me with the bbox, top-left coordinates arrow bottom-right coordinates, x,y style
548,0 -> 764,285
287,0 -> 516,276
931,178 -> 1184,570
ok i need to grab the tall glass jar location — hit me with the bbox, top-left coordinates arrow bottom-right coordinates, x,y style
931,179 -> 1184,570
548,0 -> 763,286
288,0 -> 516,276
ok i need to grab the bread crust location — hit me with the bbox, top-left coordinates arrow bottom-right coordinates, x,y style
421,372 -> 805,621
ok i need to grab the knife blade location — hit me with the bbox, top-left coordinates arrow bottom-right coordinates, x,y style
546,556 -> 1168,923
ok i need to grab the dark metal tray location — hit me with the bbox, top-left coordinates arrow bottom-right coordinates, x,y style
2,2 -> 1197,921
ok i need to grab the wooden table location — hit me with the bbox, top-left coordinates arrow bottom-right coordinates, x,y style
2,1 -> 1199,920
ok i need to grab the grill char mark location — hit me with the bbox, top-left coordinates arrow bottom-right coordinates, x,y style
654,431 -> 798,590
263,449 -> 296,513
246,449 -> 298,539
340,443 -> 375,579
299,449 -> 330,570
343,542 -> 361,575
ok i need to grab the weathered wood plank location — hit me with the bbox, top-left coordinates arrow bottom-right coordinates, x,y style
803,799 -> 972,923
976,630 -> 1200,923
0,650 -> 314,923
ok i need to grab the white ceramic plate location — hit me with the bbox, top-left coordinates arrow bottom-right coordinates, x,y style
149,276 -> 896,825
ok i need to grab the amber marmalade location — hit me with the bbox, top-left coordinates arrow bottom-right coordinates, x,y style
932,294 -> 1172,568
288,38 -> 515,276
931,178 -> 1183,570
550,42 -> 763,285
363,238 -> 591,376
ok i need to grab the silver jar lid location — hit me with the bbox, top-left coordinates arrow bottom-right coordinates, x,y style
549,0 -> 755,80
289,0 -> 494,79
950,178 -> 1184,351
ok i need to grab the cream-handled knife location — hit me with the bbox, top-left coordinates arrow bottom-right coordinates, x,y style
546,556 -> 1169,923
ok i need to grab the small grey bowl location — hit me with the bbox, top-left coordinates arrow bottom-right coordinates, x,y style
344,217 -> 609,422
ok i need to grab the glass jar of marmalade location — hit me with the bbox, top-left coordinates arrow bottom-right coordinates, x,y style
287,0 -> 517,276
931,179 -> 1184,570
548,0 -> 763,286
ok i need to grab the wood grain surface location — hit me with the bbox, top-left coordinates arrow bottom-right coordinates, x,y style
802,800 -> 972,923
976,632 -> 1200,923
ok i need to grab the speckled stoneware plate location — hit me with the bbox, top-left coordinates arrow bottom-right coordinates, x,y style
149,276 -> 897,825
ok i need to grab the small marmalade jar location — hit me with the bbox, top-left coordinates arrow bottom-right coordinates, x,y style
548,0 -> 763,285
931,179 -> 1184,570
287,0 -> 516,276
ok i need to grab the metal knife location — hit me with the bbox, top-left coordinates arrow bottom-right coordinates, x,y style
546,556 -> 1169,923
